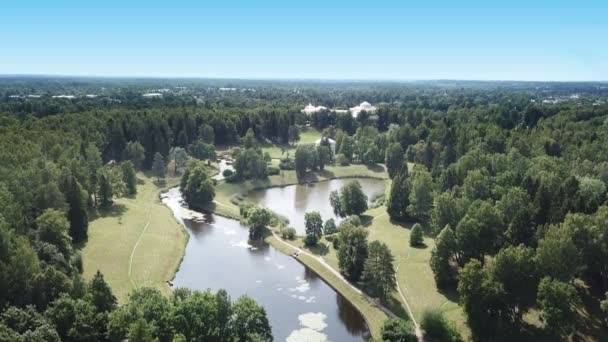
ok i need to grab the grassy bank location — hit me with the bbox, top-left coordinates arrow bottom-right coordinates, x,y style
81,174 -> 188,303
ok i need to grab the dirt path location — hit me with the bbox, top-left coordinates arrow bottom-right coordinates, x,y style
127,188 -> 156,289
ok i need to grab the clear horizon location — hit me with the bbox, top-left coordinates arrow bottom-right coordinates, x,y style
2,0 -> 607,81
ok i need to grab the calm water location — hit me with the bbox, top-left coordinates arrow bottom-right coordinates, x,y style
248,178 -> 386,235
163,183 -> 375,342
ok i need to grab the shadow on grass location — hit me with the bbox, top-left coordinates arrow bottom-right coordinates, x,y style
436,283 -> 460,304
385,295 -> 410,319
317,169 -> 336,179
306,242 -> 330,256
365,163 -> 385,173
90,203 -> 128,220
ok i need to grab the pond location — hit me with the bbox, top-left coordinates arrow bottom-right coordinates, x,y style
247,178 -> 387,235
163,180 -> 380,342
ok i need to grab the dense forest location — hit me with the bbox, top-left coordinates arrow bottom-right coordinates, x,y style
0,77 -> 607,341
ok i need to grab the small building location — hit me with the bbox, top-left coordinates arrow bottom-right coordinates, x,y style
315,137 -> 336,155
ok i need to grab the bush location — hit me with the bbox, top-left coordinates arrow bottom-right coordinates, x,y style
381,318 -> 417,342
304,234 -> 318,246
267,166 -> 280,175
421,310 -> 463,342
343,215 -> 362,227
410,223 -> 424,247
279,158 -> 295,170
335,153 -> 349,166
280,227 -> 296,240
222,169 -> 234,177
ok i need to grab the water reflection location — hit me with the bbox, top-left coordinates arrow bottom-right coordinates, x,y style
248,178 -> 386,235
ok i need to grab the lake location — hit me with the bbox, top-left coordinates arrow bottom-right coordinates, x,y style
247,178 -> 386,235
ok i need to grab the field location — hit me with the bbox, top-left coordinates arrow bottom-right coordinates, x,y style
81,174 -> 187,303
261,128 -> 322,159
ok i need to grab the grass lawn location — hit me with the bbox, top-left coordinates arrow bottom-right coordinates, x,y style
261,128 -> 322,159
81,173 -> 187,303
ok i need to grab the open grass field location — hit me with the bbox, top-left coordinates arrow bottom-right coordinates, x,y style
261,128 -> 322,159
81,174 -> 187,303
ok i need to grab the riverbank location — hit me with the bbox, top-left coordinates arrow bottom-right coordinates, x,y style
81,174 -> 188,303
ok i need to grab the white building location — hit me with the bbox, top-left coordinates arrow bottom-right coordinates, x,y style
302,103 -> 327,115
349,101 -> 377,118
315,137 -> 336,155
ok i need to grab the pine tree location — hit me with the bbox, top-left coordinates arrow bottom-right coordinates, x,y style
60,171 -> 89,243
121,161 -> 137,196
152,152 -> 166,181
387,166 -> 410,221
410,223 -> 424,247
98,171 -> 113,208
362,241 -> 397,302
88,271 -> 117,313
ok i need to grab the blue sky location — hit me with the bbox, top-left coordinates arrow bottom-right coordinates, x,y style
1,0 -> 606,81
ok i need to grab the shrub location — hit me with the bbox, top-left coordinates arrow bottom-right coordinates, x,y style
410,223 -> 424,247
335,153 -> 349,166
267,166 -> 280,175
222,169 -> 234,177
381,318 -> 417,342
421,310 -> 463,342
281,227 -> 296,240
342,215 -> 362,227
279,158 -> 295,170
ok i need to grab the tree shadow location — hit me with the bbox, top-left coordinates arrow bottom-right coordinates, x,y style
365,163 -> 385,173
307,242 -> 329,256
436,283 -> 460,304
385,295 -> 409,319
361,215 -> 375,227
153,178 -> 167,188
297,172 -> 320,184
316,169 -> 335,179
90,203 -> 128,220
411,242 -> 428,249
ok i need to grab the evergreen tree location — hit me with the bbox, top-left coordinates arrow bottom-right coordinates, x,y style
385,143 -> 404,179
387,166 -> 410,221
60,173 -> 89,243
430,225 -> 457,287
88,271 -> 117,313
152,153 -> 166,181
410,223 -> 424,247
121,161 -> 137,196
98,171 -> 113,208
362,241 -> 396,302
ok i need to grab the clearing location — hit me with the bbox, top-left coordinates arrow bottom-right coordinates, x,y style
81,174 -> 187,303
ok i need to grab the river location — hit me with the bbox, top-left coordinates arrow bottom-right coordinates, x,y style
163,178 -> 386,341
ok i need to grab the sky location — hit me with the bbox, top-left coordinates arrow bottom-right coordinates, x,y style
1,0 -> 607,81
